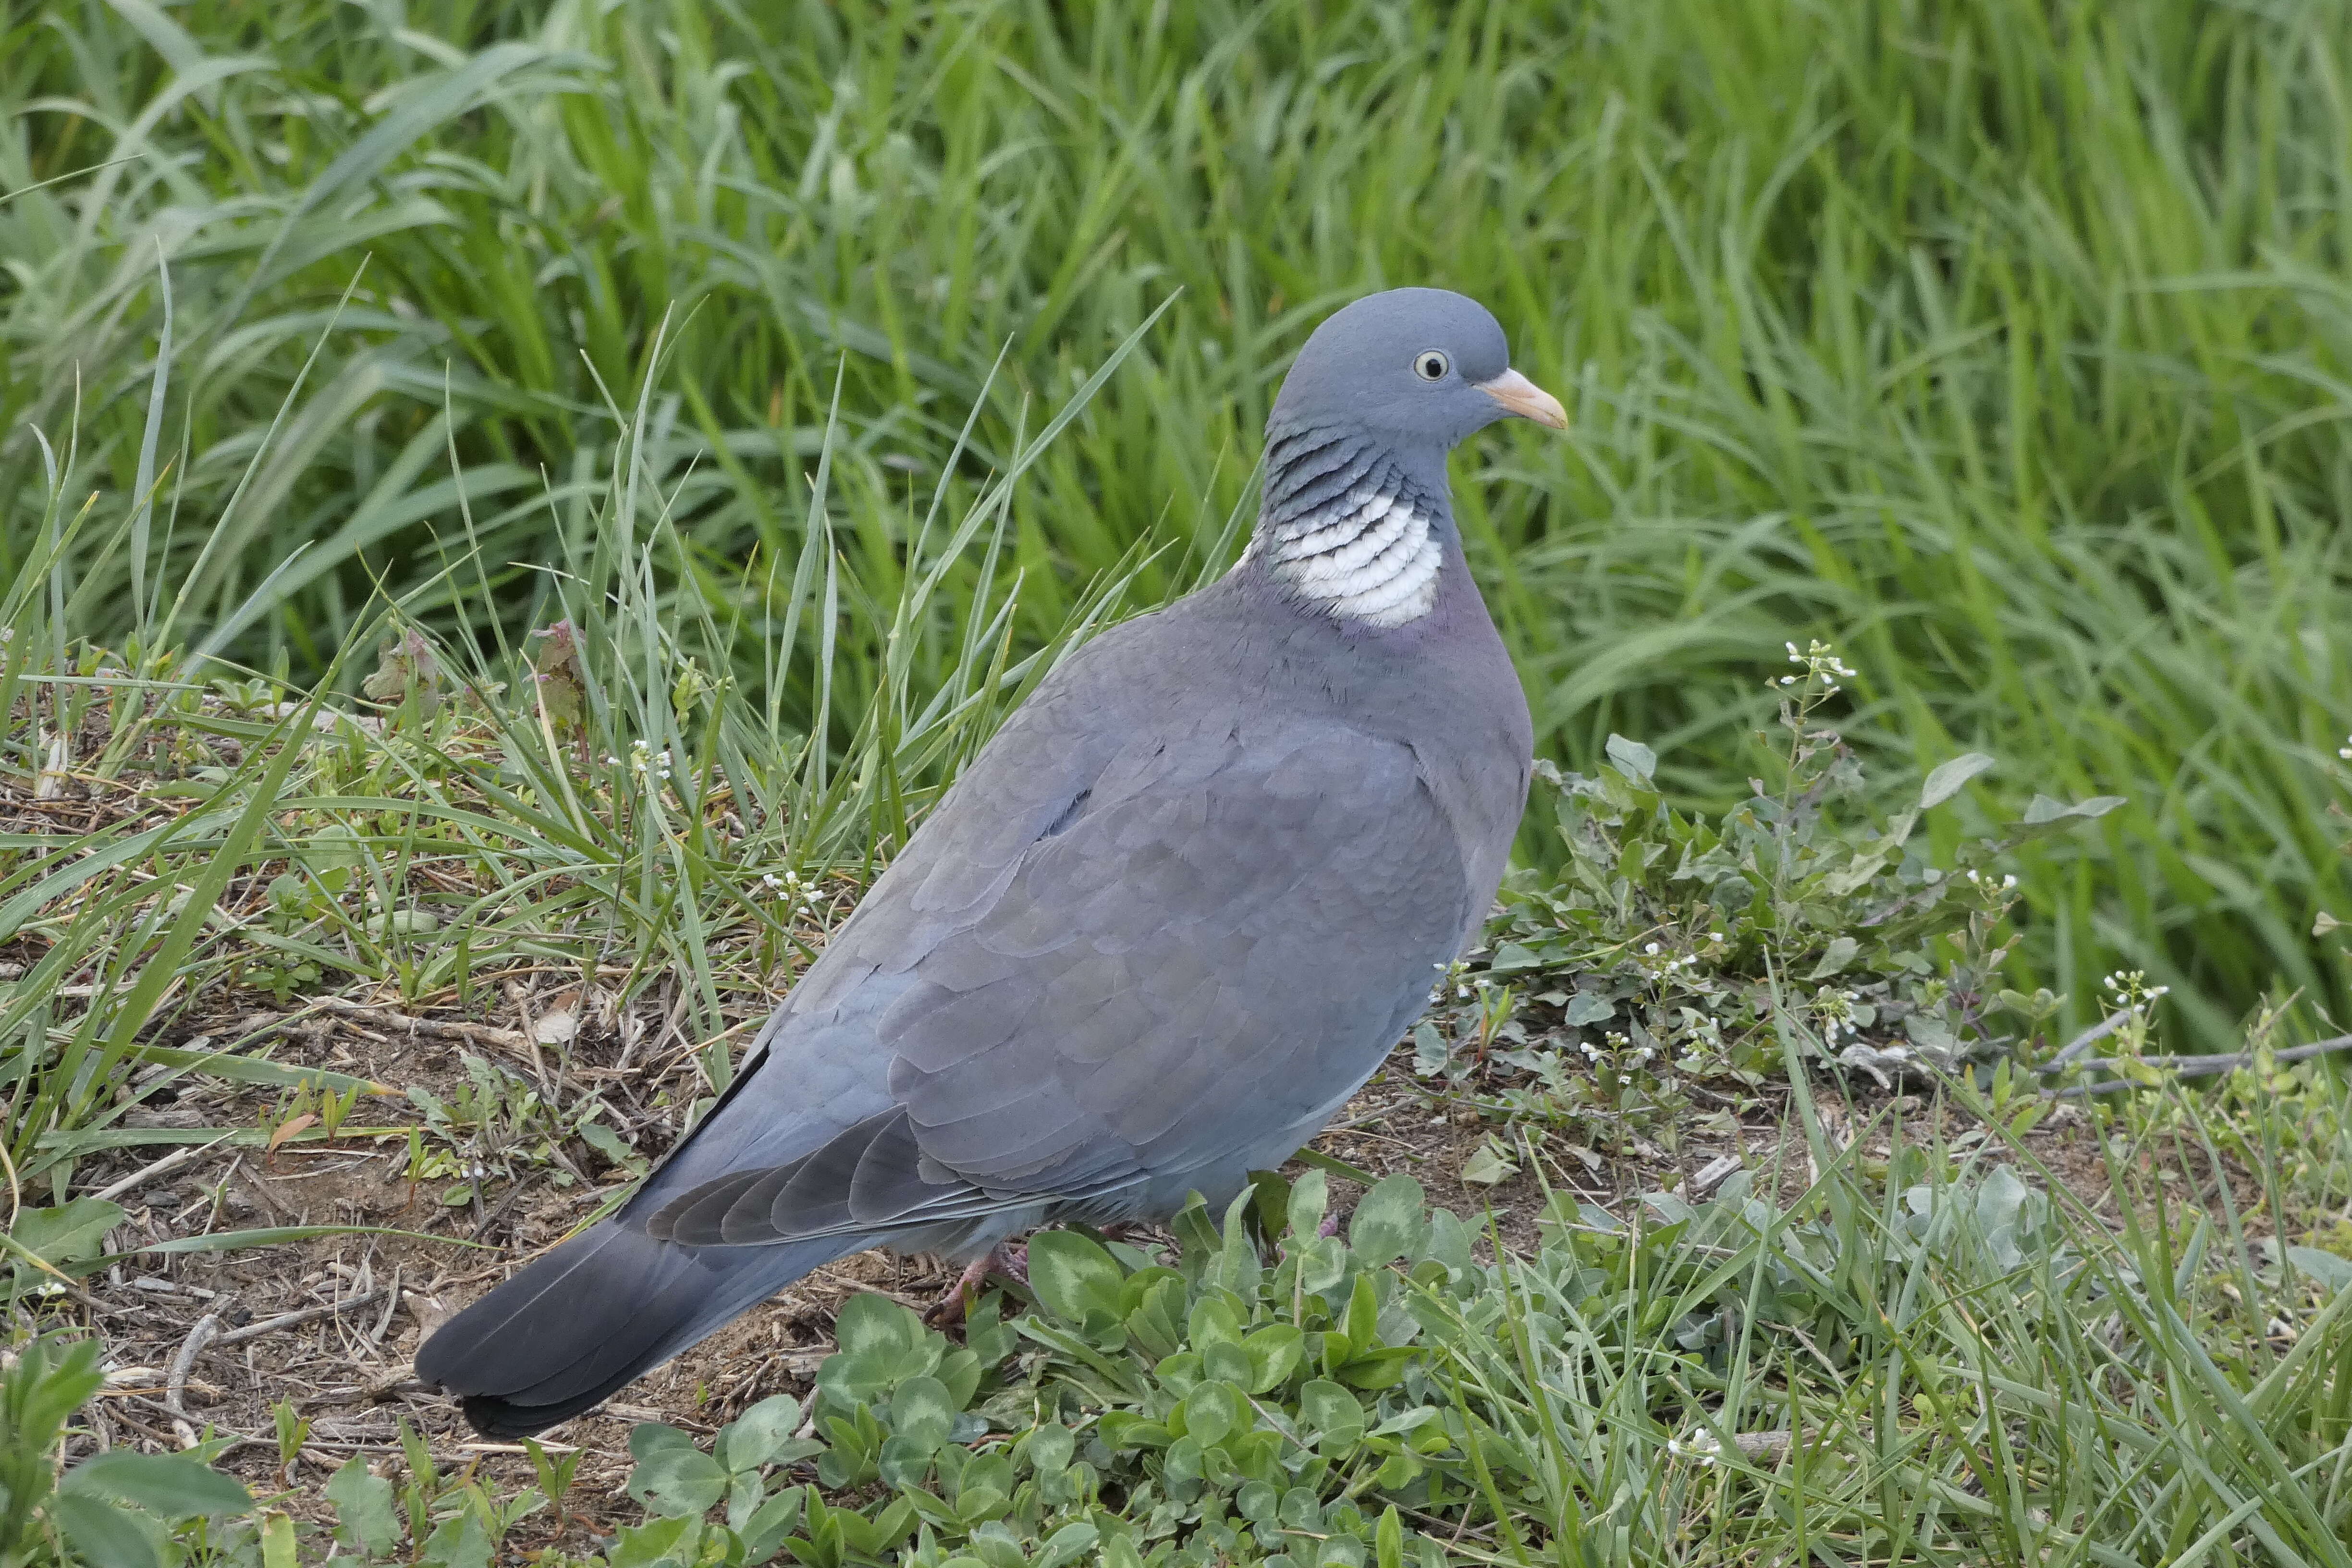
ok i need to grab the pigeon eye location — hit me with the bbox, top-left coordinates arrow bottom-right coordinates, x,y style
1413,350 -> 1450,382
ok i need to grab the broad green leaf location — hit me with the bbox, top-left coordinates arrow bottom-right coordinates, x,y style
1562,992 -> 1616,1026
741,1486 -> 806,1565
833,1290 -> 925,1361
889,1375 -> 957,1452
2286,1247 -> 2352,1292
1027,1227 -> 1126,1325
61,1449 -> 254,1517
1026,1421 -> 1074,1475
50,1493 -> 163,1568
1348,1174 -> 1426,1264
629,1422 -> 698,1460
1919,751 -> 1996,808
1805,936 -> 1860,979
1037,1521 -> 1101,1568
628,1445 -> 728,1517
1298,1379 -> 1365,1454
608,1514 -> 698,1568
260,1510 -> 297,1568
1243,1323 -> 1305,1393
722,1393 -> 804,1471
1604,733 -> 1656,783
1177,1379 -> 1239,1447
1459,1140 -> 1517,1186
1286,1168 -> 1328,1244
1201,1338 -> 1253,1387
9,1198 -> 125,1273
325,1455 -> 401,1554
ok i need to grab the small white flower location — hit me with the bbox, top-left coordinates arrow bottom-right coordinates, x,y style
1643,943 -> 1661,956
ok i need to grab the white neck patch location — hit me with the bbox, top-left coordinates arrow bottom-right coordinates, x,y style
1247,484 -> 1442,629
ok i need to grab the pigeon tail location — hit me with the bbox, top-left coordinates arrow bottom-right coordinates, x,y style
414,1221 -> 858,1437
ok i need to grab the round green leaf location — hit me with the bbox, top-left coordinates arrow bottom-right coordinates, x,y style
1243,1323 -> 1305,1393
1177,1379 -> 1239,1448
627,1421 -> 696,1461
1298,1379 -> 1365,1454
1026,1421 -> 1074,1475
1201,1338 -> 1253,1388
890,1374 -> 957,1452
834,1291 -> 924,1360
1347,1174 -> 1426,1264
722,1394 -> 804,1471
627,1445 -> 728,1517
1027,1227 -> 1126,1324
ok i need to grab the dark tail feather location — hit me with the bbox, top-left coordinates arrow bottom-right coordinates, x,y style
414,1221 -> 857,1437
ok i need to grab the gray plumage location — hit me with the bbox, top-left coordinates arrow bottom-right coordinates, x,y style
416,288 -> 1557,1435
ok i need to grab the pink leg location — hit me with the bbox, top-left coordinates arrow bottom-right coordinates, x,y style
924,1240 -> 1028,1324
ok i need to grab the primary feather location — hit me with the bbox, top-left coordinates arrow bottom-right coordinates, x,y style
416,287 -> 1553,1436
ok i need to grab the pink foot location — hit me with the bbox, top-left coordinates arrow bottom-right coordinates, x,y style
924,1240 -> 1027,1324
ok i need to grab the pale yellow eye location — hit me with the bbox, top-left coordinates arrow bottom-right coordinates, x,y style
1413,350 -> 1450,381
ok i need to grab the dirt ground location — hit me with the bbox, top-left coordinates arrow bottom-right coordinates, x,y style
25,959 -> 2232,1547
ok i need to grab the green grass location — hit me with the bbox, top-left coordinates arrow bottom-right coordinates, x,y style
3,0 -> 2349,1046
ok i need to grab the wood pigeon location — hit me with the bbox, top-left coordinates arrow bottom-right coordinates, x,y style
416,287 -> 1561,1435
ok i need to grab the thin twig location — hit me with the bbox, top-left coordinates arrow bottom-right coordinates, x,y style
2046,1033 -> 2352,1098
2045,1009 -> 2133,1068
88,1130 -> 237,1203
213,1288 -> 391,1348
165,1313 -> 220,1447
368,1266 -> 404,1349
314,995 -> 528,1053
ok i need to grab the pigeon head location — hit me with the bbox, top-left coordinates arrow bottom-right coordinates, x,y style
1248,289 -> 1563,630
1268,287 -> 1565,452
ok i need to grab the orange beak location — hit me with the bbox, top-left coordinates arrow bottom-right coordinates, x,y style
1476,368 -> 1568,429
